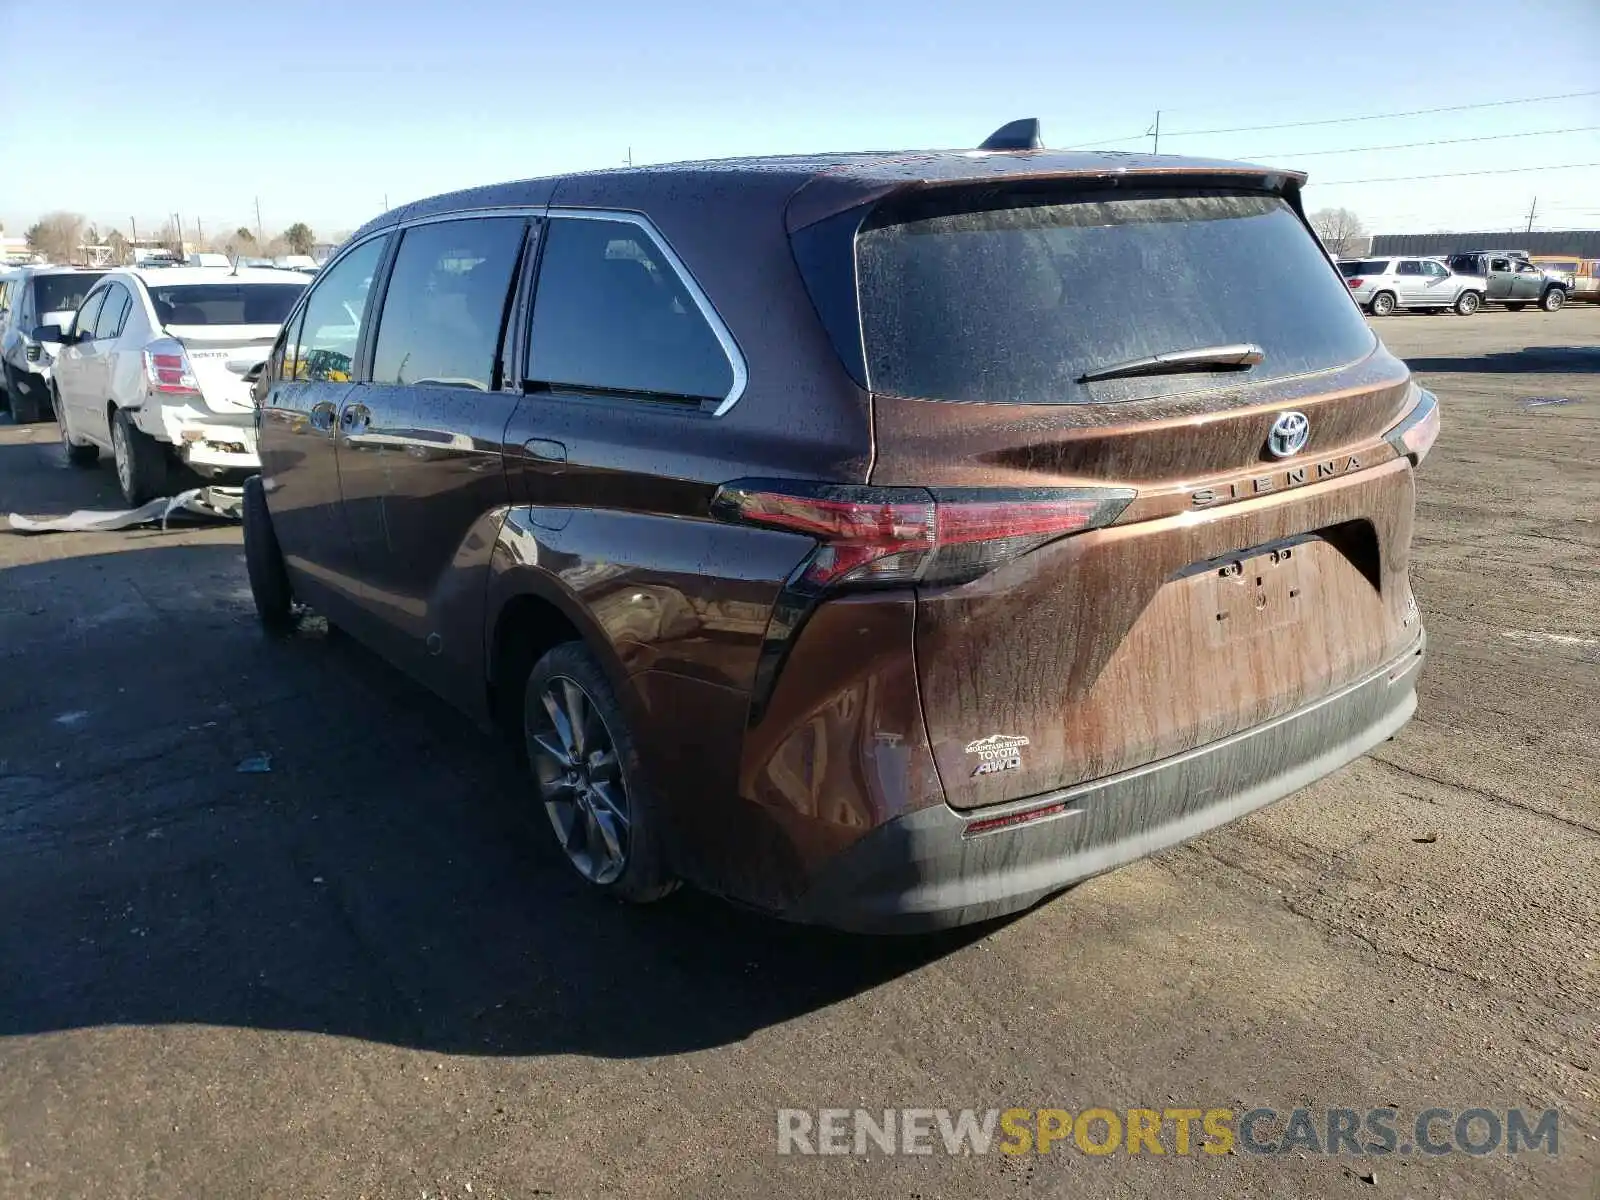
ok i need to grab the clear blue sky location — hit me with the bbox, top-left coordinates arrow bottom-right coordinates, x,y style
3,0 -> 1597,243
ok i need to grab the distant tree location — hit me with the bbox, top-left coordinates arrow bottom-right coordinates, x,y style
24,211 -> 87,263
1309,207 -> 1366,256
234,227 -> 255,245
84,223 -> 100,246
282,222 -> 315,255
105,230 -> 129,264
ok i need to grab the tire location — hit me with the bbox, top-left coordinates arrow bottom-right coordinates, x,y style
51,386 -> 98,466
1454,291 -> 1482,316
4,362 -> 48,423
110,407 -> 169,506
1505,303 -> 1525,312
1370,291 -> 1396,317
243,475 -> 295,633
523,641 -> 676,904
1541,287 -> 1566,312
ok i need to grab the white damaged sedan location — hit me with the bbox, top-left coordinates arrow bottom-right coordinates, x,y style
44,267 -> 308,504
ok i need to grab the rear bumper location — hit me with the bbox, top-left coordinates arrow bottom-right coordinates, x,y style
137,403 -> 260,474
786,631 -> 1426,933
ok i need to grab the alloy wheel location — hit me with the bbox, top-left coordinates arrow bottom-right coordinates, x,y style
112,419 -> 133,498
528,675 -> 630,884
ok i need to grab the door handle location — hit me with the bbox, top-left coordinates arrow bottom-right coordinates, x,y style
341,403 -> 371,435
521,437 -> 566,463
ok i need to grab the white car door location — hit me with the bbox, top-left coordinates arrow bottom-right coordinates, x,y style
83,282 -> 136,443
53,288 -> 106,428
1420,260 -> 1453,305
1393,260 -> 1427,306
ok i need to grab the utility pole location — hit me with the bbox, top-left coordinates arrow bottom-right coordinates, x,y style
625,146 -> 633,167
130,216 -> 137,249
1147,110 -> 1161,155
255,197 -> 264,246
1524,196 -> 1538,235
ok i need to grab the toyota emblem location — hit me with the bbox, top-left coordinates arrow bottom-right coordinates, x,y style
1267,411 -> 1310,458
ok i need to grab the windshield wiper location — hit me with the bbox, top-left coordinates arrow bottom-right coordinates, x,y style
1078,343 -> 1264,384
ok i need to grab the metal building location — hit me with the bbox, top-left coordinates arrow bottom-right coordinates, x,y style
1370,230 -> 1600,258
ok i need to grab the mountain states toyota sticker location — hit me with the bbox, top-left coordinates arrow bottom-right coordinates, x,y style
965,734 -> 1029,777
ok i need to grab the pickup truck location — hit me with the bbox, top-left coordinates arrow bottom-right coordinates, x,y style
1444,252 -> 1568,311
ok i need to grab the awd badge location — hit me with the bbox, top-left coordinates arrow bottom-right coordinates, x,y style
965,733 -> 1030,778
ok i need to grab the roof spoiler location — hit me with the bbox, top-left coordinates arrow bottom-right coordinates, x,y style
979,118 -> 1043,151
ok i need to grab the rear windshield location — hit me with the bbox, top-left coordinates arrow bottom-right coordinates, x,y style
34,273 -> 105,314
855,191 -> 1375,405
145,282 -> 306,326
1446,255 -> 1482,273
1339,259 -> 1389,277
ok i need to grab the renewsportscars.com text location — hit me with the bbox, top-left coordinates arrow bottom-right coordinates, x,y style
776,1106 -> 1560,1158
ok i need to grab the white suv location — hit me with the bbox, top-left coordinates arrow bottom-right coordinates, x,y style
1337,256 -> 1486,316
43,267 -> 308,503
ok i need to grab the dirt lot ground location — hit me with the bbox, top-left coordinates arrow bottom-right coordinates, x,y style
0,308 -> 1595,1199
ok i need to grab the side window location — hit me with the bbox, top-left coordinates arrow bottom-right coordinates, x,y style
1490,258 -> 1511,272
526,216 -> 735,404
1424,261 -> 1446,278
371,217 -> 525,390
296,236 -> 388,382
72,289 -> 107,339
93,284 -> 131,339
1396,260 -> 1421,276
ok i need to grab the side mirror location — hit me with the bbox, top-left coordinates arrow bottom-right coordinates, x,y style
32,323 -> 68,344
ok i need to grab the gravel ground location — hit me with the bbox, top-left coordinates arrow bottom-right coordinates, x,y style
0,307 -> 1595,1199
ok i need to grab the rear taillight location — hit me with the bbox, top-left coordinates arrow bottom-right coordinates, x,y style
710,481 -> 1134,591
1346,277 -> 1364,289
143,339 -> 200,396
1384,386 -> 1440,464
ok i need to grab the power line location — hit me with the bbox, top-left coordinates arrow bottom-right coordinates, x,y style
1160,89 -> 1600,139
1240,124 -> 1599,160
1315,161 -> 1600,186
1065,88 -> 1600,148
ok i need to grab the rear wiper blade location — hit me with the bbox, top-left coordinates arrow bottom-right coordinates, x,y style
1078,343 -> 1264,384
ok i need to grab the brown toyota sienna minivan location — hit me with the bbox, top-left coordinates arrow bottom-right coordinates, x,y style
243,122 -> 1435,932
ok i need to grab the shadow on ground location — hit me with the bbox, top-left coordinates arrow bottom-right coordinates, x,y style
1403,345 -> 1600,375
0,542 -> 994,1059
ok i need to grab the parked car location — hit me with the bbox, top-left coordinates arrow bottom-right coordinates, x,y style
1529,256 -> 1597,303
1443,252 -> 1568,311
243,125 -> 1433,932
273,254 -> 319,273
1338,256 -> 1484,316
187,252 -> 232,268
0,265 -> 107,422
0,267 -> 18,411
42,267 -> 308,503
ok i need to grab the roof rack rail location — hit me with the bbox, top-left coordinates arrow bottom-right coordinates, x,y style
979,118 -> 1043,151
